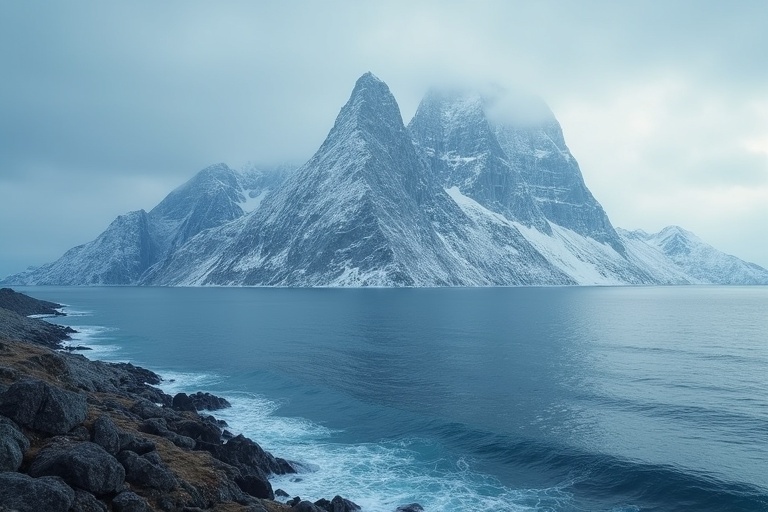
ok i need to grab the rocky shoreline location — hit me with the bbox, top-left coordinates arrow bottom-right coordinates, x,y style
0,289 -> 422,512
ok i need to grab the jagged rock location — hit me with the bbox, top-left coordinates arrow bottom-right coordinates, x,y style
203,434 -> 295,477
111,491 -> 149,512
0,415 -> 29,471
235,472 -> 274,500
29,440 -> 125,495
171,418 -> 222,444
292,501 -> 326,512
91,415 -> 121,455
139,417 -> 195,449
275,488 -> 290,498
187,391 -> 231,411
314,496 -> 361,512
0,378 -> 87,435
118,431 -> 156,454
71,489 -> 108,512
118,449 -> 177,491
172,392 -> 197,412
330,496 -> 361,512
0,472 -> 75,512
395,504 -> 424,512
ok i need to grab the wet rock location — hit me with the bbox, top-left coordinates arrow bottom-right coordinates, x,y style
29,440 -> 125,495
314,496 -> 361,512
204,433 -> 295,477
172,392 -> 197,412
92,415 -> 121,455
111,490 -> 149,512
188,391 -> 231,411
71,489 -> 108,512
235,472 -> 274,500
0,378 -> 87,435
0,472 -> 75,512
275,488 -> 290,498
292,501 -> 326,512
118,449 -> 177,491
395,504 -> 424,512
0,415 -> 30,471
172,418 -> 222,444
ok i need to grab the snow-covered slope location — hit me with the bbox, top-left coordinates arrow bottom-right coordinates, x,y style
619,227 -> 768,285
5,210 -> 155,285
3,163 -> 288,285
4,74 -> 766,287
144,73 -> 571,286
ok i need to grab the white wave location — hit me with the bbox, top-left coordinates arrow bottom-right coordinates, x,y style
63,325 -> 122,360
209,392 -> 572,512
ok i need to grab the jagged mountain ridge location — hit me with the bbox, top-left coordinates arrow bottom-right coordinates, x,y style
3,73 -> 767,286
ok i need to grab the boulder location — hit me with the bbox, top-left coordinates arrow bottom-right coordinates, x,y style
119,431 -> 156,454
139,417 -> 195,449
204,434 -> 295,477
91,415 -> 121,455
118,449 -> 177,491
314,496 -> 361,512
29,440 -> 125,495
71,489 -> 108,512
172,392 -> 197,412
0,378 -> 87,435
0,416 -> 30,471
0,472 -> 75,512
111,490 -> 150,512
395,504 -> 424,512
188,391 -> 231,411
235,472 -> 274,500
172,418 -> 222,444
292,501 -> 326,512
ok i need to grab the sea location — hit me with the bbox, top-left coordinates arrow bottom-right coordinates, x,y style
17,286 -> 768,512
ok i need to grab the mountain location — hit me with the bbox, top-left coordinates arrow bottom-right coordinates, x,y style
5,163 -> 289,285
3,73 -> 767,287
619,226 -> 768,285
142,73 -> 571,286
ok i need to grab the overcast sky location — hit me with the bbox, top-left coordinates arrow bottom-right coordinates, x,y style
1,0 -> 767,277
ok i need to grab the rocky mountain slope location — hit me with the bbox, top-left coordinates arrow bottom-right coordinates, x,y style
4,73 -> 767,286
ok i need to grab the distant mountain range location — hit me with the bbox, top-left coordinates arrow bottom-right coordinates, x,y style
5,73 -> 767,286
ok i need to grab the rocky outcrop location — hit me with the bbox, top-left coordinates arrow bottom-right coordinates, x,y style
29,440 -> 126,495
0,416 -> 29,471
0,287 -> 64,316
0,378 -> 87,435
0,472 -> 76,512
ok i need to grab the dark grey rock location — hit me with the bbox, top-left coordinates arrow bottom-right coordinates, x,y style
29,440 -> 125,495
91,415 -> 121,455
171,418 -> 222,444
71,489 -> 108,512
118,431 -> 156,454
0,472 -> 75,512
172,392 -> 197,412
118,449 -> 177,491
139,417 -> 195,449
187,391 -> 231,411
0,416 -> 30,471
330,496 -> 361,512
395,504 -> 424,512
204,434 -> 295,477
111,491 -> 149,512
0,378 -> 87,435
292,501 -> 326,512
235,472 -> 274,500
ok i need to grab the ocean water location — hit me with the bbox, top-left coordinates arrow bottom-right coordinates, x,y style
19,286 -> 768,512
